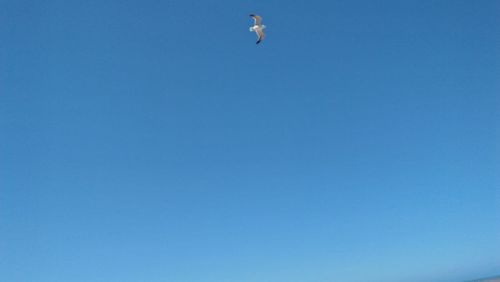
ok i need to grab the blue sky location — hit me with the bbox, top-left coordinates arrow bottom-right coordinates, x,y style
1,1 -> 499,281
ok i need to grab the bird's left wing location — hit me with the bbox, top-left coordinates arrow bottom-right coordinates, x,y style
256,29 -> 265,44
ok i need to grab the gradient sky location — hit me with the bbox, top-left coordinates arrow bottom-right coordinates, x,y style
1,1 -> 499,281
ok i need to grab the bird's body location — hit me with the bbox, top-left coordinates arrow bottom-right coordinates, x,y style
249,14 -> 266,44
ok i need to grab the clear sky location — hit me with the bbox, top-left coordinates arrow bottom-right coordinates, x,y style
1,1 -> 499,281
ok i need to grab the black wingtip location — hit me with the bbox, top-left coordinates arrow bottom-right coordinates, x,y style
249,14 -> 255,17
256,40 -> 261,44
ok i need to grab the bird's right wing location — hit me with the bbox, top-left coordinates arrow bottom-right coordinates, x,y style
250,14 -> 262,25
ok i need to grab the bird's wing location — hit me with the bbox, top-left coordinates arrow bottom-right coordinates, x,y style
250,14 -> 262,25
256,28 -> 265,44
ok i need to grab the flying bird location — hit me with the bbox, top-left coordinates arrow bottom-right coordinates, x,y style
249,14 -> 266,44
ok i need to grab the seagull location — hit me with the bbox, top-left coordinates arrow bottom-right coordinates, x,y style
249,14 -> 266,44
